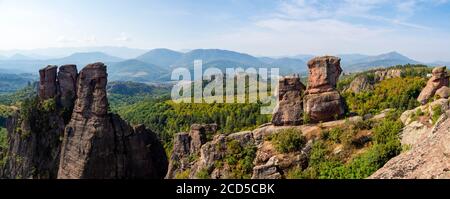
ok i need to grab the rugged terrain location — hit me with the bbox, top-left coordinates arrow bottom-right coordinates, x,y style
0,63 -> 168,179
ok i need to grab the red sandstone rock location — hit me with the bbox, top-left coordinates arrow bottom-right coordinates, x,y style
272,75 -> 306,126
417,66 -> 449,104
303,56 -> 345,122
306,56 -> 342,95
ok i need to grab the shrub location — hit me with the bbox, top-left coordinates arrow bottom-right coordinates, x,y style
271,128 -> 306,153
372,119 -> 403,145
175,169 -> 191,179
431,104 -> 443,124
41,98 -> 56,112
0,128 -> 7,149
196,168 -> 210,179
327,127 -> 343,143
224,139 -> 256,179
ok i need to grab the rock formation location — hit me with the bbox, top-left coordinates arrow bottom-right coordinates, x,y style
417,66 -> 449,104
272,75 -> 306,126
369,112 -> 450,179
374,69 -> 402,82
39,65 -> 58,100
370,97 -> 450,179
1,66 -> 73,179
305,56 -> 342,95
303,56 -> 345,122
436,86 -> 450,99
57,64 -> 78,110
1,63 -> 168,179
251,140 -> 310,179
346,75 -> 374,93
58,63 -> 167,179
165,124 -> 217,179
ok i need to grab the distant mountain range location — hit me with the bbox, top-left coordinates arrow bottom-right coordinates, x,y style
0,46 -> 147,59
0,47 -> 446,84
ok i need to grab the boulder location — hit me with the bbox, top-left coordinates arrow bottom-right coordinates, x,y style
305,56 -> 342,95
272,75 -> 305,126
417,66 -> 449,104
303,91 -> 345,122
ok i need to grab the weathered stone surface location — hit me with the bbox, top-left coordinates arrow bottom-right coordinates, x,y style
417,66 -> 449,104
58,63 -> 168,179
1,66 -> 66,179
303,56 -> 345,123
39,65 -> 58,100
369,114 -> 450,179
190,124 -> 217,154
374,69 -> 402,82
57,64 -> 77,110
272,75 -> 306,126
251,140 -> 310,179
306,56 -> 342,95
303,91 -> 345,122
346,75 -> 374,93
165,124 -> 217,179
436,86 -> 450,99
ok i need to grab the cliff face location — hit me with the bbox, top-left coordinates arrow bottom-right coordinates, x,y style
58,63 -> 167,179
1,63 -> 168,179
370,113 -> 450,179
1,66 -> 72,179
370,77 -> 450,179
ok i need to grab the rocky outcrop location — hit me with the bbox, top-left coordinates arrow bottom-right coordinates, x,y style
58,63 -> 167,179
374,69 -> 402,82
304,56 -> 345,122
369,113 -> 450,179
165,124 -> 217,179
57,64 -> 77,110
1,63 -> 168,179
400,99 -> 449,146
166,115 -> 367,179
369,97 -> 450,179
305,56 -> 342,95
272,75 -> 306,126
1,65 -> 72,179
436,86 -> 450,99
417,66 -> 449,104
251,140 -> 311,179
346,75 -> 374,93
39,65 -> 58,100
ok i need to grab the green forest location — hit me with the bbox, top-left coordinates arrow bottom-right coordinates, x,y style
0,64 -> 442,179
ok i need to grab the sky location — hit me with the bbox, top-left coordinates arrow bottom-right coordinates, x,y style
0,0 -> 450,62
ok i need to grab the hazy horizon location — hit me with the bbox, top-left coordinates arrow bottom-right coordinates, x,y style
1,0 -> 450,62
0,46 -> 437,63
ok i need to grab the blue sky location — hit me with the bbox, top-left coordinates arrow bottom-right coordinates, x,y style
0,0 -> 450,62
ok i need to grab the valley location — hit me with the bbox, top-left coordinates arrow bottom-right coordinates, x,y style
0,54 -> 448,179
